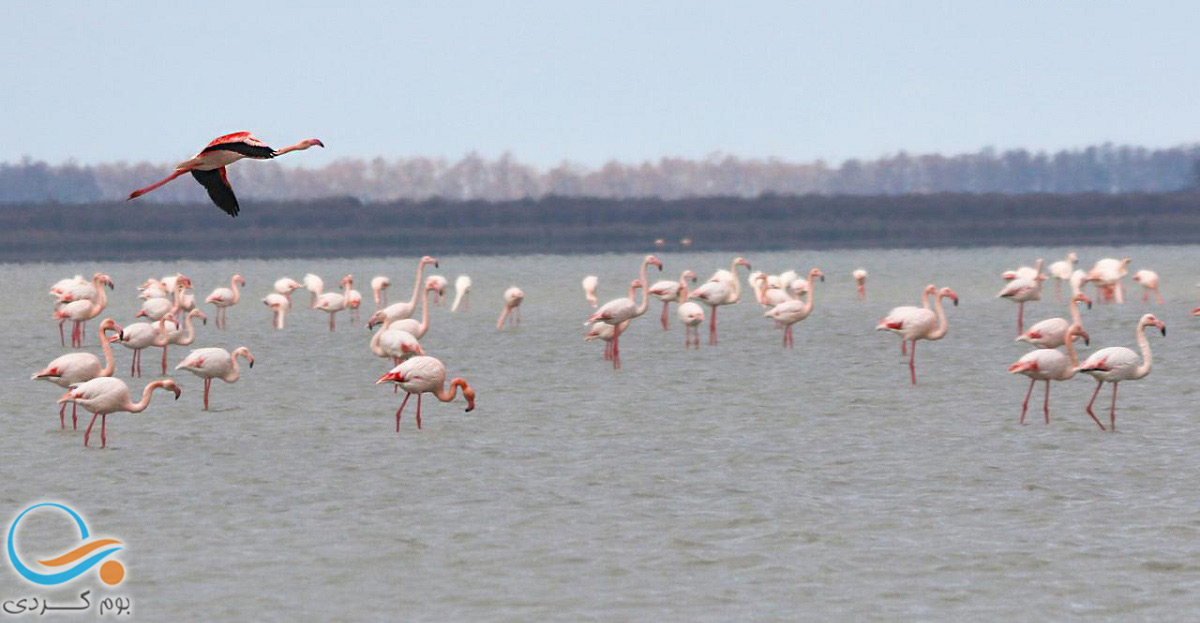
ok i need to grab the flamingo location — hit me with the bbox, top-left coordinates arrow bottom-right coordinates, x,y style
1008,324 -> 1089,425
689,256 -> 751,345
584,280 -> 641,360
997,258 -> 1045,335
263,293 -> 290,330
58,378 -> 180,448
852,269 -> 868,300
156,308 -> 207,375
274,277 -> 303,298
205,274 -> 244,329
764,268 -> 824,348
876,286 -> 958,385
371,276 -> 391,307
138,277 -> 190,321
426,275 -> 448,305
1048,252 -> 1078,301
676,280 -> 705,350
175,347 -> 254,411
375,356 -> 476,431
1087,257 -> 1132,304
367,313 -> 425,364
378,256 -> 439,321
497,287 -> 525,330
1132,270 -> 1164,304
753,273 -> 793,309
451,275 -> 472,312
114,317 -> 170,377
50,275 -> 89,301
1077,313 -> 1166,432
582,275 -> 599,308
881,284 -> 936,356
53,273 -> 113,348
1017,292 -> 1092,349
139,278 -> 167,300
586,255 -> 663,368
648,270 -> 697,330
389,281 -> 438,339
313,275 -> 350,331
32,318 -> 122,430
127,132 -> 324,217
344,276 -> 363,323
303,273 -> 324,309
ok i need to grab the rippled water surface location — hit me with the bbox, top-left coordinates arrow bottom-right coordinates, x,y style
4,246 -> 1200,621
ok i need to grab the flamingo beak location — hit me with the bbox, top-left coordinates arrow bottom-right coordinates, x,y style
1159,324 -> 1167,336
172,385 -> 181,400
464,387 -> 476,412
1079,330 -> 1090,346
314,139 -> 325,148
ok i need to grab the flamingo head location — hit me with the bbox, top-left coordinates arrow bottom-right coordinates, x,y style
1069,325 -> 1091,346
158,380 -> 182,400
340,274 -> 353,287
234,274 -> 246,287
810,268 -> 825,282
735,257 -> 751,270
1073,293 -> 1093,310
461,383 -> 476,413
1141,313 -> 1166,336
421,256 -> 439,269
191,309 -> 208,325
302,138 -> 325,149
1121,257 -> 1132,268
939,287 -> 959,306
1192,306 -> 1200,317
644,255 -> 663,272
683,270 -> 697,283
1001,270 -> 1018,281
1067,252 -> 1078,262
366,311 -> 386,330
631,279 -> 644,291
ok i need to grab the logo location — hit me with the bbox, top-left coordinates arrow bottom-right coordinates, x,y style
7,503 -> 124,587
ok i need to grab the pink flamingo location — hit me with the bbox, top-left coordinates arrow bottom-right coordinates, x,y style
585,280 -> 642,360
371,276 -> 391,307
54,273 -> 113,348
689,257 -> 752,345
497,287 -> 525,329
1087,257 -> 1131,303
882,284 -> 936,356
587,255 -> 663,368
1132,270 -> 1164,304
205,274 -> 244,329
127,132 -> 324,217
426,275 -> 448,305
32,318 -> 122,430
1016,292 -> 1092,349
997,258 -> 1045,334
648,270 -> 697,330
676,279 -> 705,350
367,313 -> 425,364
375,356 -> 476,431
157,308 -> 207,375
378,256 -> 439,321
58,377 -> 180,448
343,275 -> 363,323
1048,252 -> 1078,301
391,281 -> 438,339
114,317 -> 171,377
1008,324 -> 1089,425
764,268 -> 824,348
582,276 -> 599,308
262,293 -> 290,330
852,269 -> 868,300
1077,313 -> 1166,431
876,286 -> 959,385
175,347 -> 254,411
313,275 -> 351,331
451,275 -> 472,312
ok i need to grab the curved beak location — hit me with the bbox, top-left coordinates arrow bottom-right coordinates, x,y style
171,385 -> 182,400
248,357 -> 255,369
1079,329 -> 1091,346
464,388 -> 476,412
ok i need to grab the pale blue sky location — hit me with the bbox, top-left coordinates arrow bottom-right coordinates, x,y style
2,2 -> 1197,169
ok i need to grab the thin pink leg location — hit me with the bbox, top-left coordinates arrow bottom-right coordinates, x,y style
661,302 -> 669,331
203,378 -> 211,411
59,320 -> 66,347
416,394 -> 423,430
709,307 -> 718,345
1017,302 -> 1024,336
1043,380 -> 1051,424
908,340 -> 917,385
100,414 -> 107,448
901,340 -> 907,356
83,412 -> 100,447
1084,381 -> 1106,430
394,393 -> 411,432
1019,378 -> 1034,424
329,313 -> 335,332
1110,383 -> 1119,432
161,345 -> 168,375
59,402 -> 67,430
72,402 -> 78,430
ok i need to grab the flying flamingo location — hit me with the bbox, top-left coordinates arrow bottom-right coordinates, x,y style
451,275 -> 472,312
764,268 -> 824,348
54,273 -> 113,348
582,275 -> 599,307
205,274 -> 245,329
997,258 -> 1045,335
378,256 -> 439,322
1048,252 -> 1078,301
876,286 -> 959,385
263,293 -> 290,330
175,347 -> 254,411
1016,292 -> 1092,349
1008,324 -> 1089,425
585,280 -> 642,360
689,257 -> 752,345
1077,313 -> 1166,432
375,356 -> 476,432
497,287 -> 525,330
648,270 -> 697,330
114,317 -> 171,377
32,318 -> 122,430
371,276 -> 391,307
1132,270 -> 1164,304
58,377 -> 180,448
127,132 -> 324,217
852,269 -> 868,300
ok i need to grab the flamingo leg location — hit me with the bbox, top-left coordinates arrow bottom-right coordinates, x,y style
72,402 -> 78,430
161,345 -> 168,375
1017,302 -> 1024,335
1084,380 -> 1107,430
1043,380 -> 1051,424
203,378 -> 211,411
1155,289 -> 1164,305
709,306 -> 718,345
83,412 -> 100,447
329,313 -> 335,332
1019,378 -> 1035,424
901,339 -> 907,355
128,168 -> 190,199
1110,382 -> 1119,432
611,326 -> 622,369
416,393 -> 423,430
661,302 -> 669,330
100,414 -> 107,448
394,392 -> 411,432
59,318 -> 66,347
59,402 -> 67,430
908,340 -> 918,385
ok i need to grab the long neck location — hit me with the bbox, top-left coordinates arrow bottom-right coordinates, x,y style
273,140 -> 311,156
802,273 -> 817,313
921,288 -> 931,309
369,316 -> 393,356
927,294 -> 950,339
99,326 -> 116,376
636,259 -> 654,310
230,277 -> 241,304
1063,330 -> 1081,369
1132,322 -> 1153,379
178,313 -> 198,345
1068,299 -> 1082,326
408,262 -> 428,310
417,287 -> 432,333
125,381 -> 164,413
435,378 -> 470,403
728,259 -> 742,301
226,351 -> 246,383
92,277 -> 108,311
152,318 -> 170,346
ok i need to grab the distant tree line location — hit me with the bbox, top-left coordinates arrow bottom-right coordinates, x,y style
2,143 -> 1200,204
3,192 -> 1198,262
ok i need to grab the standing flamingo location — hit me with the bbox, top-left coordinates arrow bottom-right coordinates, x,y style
367,313 -> 425,364
997,258 -> 1045,335
175,347 -> 254,411
54,273 -> 113,348
375,356 -> 476,431
497,287 -> 525,330
378,256 -> 439,321
58,378 -> 180,448
157,309 -> 207,375
1008,324 -> 1089,425
206,274 -> 244,329
586,256 -> 663,368
32,318 -> 122,430
852,269 -> 868,300
1087,257 -> 1132,303
390,281 -> 438,339
343,275 -> 363,323
648,270 -> 696,330
127,132 -> 324,217
451,275 -> 472,312
689,257 -> 752,345
114,317 -> 171,377
764,269 -> 824,348
274,277 -> 304,299
371,276 -> 391,307
1132,270 -> 1164,304
582,275 -> 599,307
585,280 -> 642,360
1048,252 -> 1078,301
1077,313 -> 1166,431
876,286 -> 958,385
1017,292 -> 1092,349
263,293 -> 290,330
312,275 -> 351,331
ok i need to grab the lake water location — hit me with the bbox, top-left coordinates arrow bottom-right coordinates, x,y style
3,245 -> 1199,621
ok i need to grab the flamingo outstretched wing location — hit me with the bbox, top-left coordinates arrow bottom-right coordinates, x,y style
191,168 -> 239,217
201,132 -> 276,159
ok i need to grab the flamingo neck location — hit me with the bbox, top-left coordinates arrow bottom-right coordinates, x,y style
229,277 -> 241,304
435,378 -> 474,410
407,261 -> 429,312
99,326 -> 117,377
1068,298 -> 1083,326
728,259 -> 743,302
1132,320 -> 1154,379
273,140 -> 313,156
152,318 -> 170,347
417,287 -> 433,333
227,349 -> 250,383
928,293 -> 950,339
125,381 -> 166,413
177,313 -> 198,345
1063,326 -> 1081,370
802,273 -> 817,313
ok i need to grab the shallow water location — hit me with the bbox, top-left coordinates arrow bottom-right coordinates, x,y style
3,245 -> 1199,621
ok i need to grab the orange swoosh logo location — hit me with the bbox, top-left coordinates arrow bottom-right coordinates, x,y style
37,539 -> 123,567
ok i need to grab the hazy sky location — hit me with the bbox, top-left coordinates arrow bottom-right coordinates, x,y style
3,2 -> 1197,169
